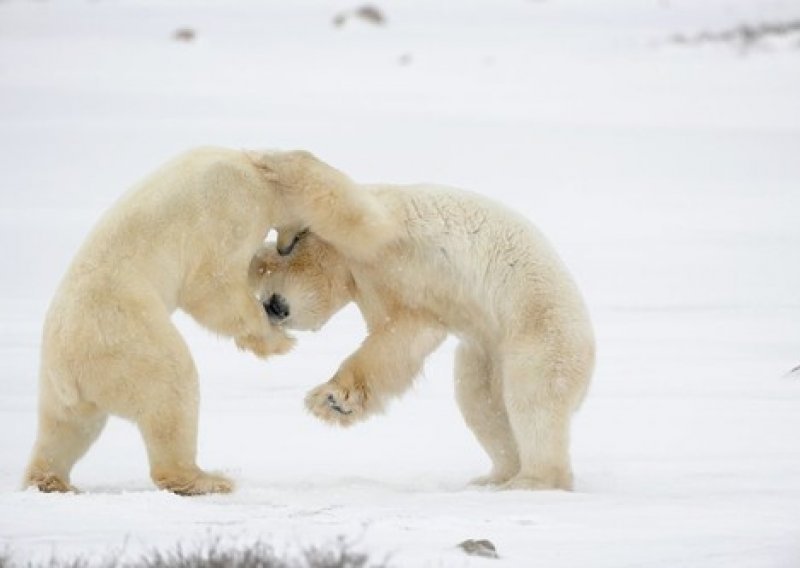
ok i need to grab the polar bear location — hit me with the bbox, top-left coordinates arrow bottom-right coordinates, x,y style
252,156 -> 595,491
24,147 -> 398,495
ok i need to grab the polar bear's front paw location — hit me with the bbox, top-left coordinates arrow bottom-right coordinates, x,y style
305,375 -> 370,427
235,331 -> 295,359
266,329 -> 296,355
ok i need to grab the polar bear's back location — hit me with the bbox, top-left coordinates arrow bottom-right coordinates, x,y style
366,183 -> 589,338
83,147 -> 268,257
55,147 -> 274,310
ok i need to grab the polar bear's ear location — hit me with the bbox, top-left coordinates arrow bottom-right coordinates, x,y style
245,150 -> 281,181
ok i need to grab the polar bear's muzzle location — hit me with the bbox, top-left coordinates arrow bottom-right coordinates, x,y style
264,293 -> 290,323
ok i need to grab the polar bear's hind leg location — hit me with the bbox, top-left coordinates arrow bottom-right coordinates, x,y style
454,342 -> 520,487
24,399 -> 108,493
83,315 -> 233,496
499,345 -> 580,491
133,354 -> 233,495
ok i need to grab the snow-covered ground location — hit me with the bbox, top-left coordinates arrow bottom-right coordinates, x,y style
1,0 -> 799,565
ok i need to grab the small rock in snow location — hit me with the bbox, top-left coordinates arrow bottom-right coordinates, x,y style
173,28 -> 196,42
458,539 -> 499,559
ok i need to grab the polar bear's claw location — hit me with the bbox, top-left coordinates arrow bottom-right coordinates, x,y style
327,394 -> 353,415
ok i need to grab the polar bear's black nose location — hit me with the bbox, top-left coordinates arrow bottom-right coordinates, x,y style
264,294 -> 290,322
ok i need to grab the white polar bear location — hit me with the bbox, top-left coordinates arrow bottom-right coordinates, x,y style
24,148 -> 398,495
252,155 -> 595,490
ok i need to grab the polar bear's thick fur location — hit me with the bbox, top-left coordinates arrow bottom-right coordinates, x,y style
24,147 -> 398,495
252,156 -> 595,490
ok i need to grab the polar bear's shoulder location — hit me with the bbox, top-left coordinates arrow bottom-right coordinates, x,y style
367,183 -> 530,232
161,146 -> 257,174
129,146 -> 269,206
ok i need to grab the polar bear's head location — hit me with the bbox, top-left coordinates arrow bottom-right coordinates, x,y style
249,228 -> 354,332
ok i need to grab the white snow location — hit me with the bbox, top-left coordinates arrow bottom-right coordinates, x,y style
1,0 -> 799,566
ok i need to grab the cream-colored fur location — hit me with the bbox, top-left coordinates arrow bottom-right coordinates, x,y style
252,156 -> 595,491
24,147 -> 397,495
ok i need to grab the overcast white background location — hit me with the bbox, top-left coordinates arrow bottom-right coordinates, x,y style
1,0 -> 799,566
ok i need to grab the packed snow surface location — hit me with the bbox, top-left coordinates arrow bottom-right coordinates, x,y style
1,0 -> 799,566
